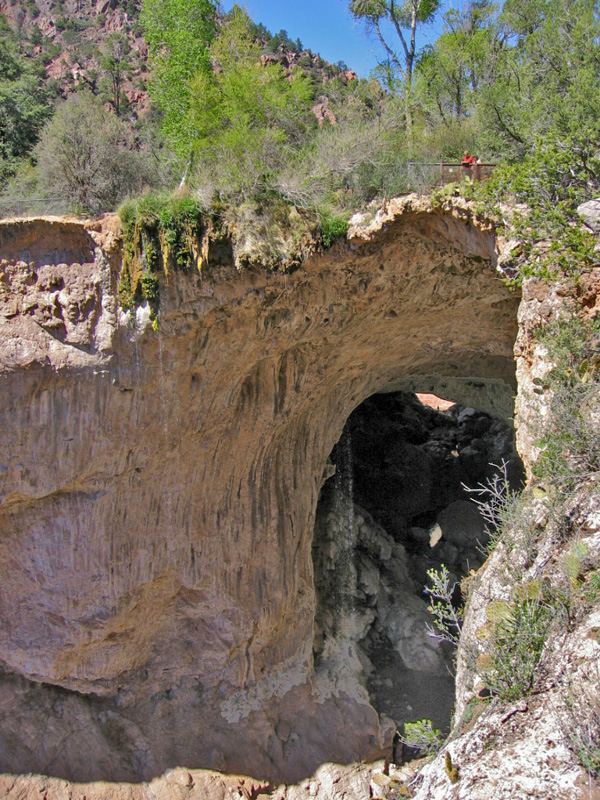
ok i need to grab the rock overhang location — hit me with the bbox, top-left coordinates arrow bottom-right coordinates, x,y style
0,199 -> 521,781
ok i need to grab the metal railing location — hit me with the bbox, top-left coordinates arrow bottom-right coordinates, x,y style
411,161 -> 497,187
0,196 -> 71,220
367,161 -> 498,200
0,164 -> 497,221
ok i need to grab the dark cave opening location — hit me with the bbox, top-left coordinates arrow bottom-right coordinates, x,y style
312,390 -> 525,751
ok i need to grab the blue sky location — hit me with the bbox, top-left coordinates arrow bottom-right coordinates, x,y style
220,1 -> 454,79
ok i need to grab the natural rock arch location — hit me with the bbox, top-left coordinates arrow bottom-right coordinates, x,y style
0,200 -> 519,782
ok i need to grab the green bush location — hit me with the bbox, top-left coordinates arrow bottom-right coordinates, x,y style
320,214 -> 349,248
35,92 -> 156,215
431,177 -> 475,207
118,191 -> 203,315
424,565 -> 463,647
475,135 -> 600,283
120,192 -> 202,270
398,718 -> 445,756
29,25 -> 42,46
140,272 -> 159,303
476,581 -> 564,701
534,316 -> 600,490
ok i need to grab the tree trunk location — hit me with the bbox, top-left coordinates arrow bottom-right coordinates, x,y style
179,157 -> 192,188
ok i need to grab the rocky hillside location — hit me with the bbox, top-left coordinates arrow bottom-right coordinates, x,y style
0,0 -> 355,121
0,0 -> 149,115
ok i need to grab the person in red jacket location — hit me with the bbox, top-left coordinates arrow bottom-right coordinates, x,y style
461,150 -> 475,169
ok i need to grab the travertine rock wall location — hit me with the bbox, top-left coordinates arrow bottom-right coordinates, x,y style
0,198 -> 519,784
405,268 -> 600,800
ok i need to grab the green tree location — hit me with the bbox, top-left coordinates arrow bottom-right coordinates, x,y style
475,0 -> 600,156
140,0 -> 217,159
0,14 -> 53,185
350,0 -> 442,137
99,32 -> 132,117
416,2 -> 499,126
35,92 -> 155,214
188,5 -> 313,200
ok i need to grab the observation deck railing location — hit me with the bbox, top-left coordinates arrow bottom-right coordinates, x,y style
0,196 -> 69,220
0,164 -> 498,221
407,161 -> 497,187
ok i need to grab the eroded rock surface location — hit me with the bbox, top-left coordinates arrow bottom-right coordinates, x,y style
312,391 -> 522,746
0,199 -> 519,786
394,269 -> 600,800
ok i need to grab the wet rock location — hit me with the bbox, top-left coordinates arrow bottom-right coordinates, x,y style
383,593 -> 449,674
357,553 -> 380,599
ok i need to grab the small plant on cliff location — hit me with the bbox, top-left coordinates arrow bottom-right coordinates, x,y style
476,580 -> 557,701
319,212 -> 349,248
424,565 -> 463,647
118,191 -> 203,315
445,752 -> 459,784
119,191 -> 202,271
431,177 -> 475,208
398,719 -> 445,757
534,316 -> 600,491
466,460 -> 524,555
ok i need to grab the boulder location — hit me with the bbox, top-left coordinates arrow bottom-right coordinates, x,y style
577,197 -> 600,233
436,500 -> 486,548
383,592 -> 450,674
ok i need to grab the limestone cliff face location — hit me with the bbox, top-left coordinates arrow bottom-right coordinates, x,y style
0,198 -> 519,784
404,268 -> 600,800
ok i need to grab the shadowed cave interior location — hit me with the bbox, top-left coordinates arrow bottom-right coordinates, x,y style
312,390 -> 524,754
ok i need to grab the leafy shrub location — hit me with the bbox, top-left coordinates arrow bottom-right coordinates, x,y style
476,135 -> 600,282
534,316 -> 600,490
398,719 -> 445,756
320,214 -> 349,248
431,177 -> 475,207
118,191 -> 203,315
140,273 -> 159,303
476,581 -> 557,701
36,92 -> 157,215
424,565 -> 463,646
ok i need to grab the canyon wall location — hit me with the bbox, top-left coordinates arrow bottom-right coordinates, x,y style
0,198 -> 519,784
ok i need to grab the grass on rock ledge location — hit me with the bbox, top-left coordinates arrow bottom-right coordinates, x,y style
117,192 -> 204,317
